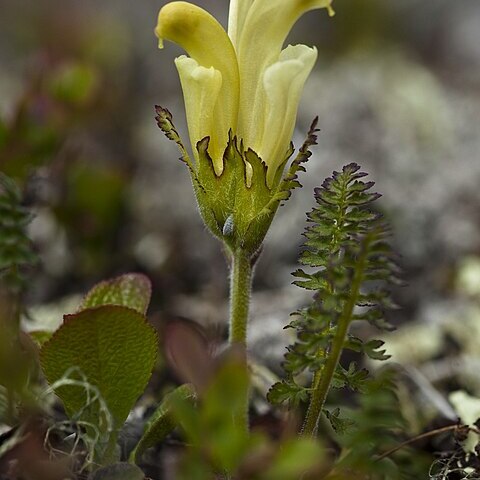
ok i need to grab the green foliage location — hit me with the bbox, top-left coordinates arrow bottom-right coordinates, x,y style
268,163 -> 398,432
0,173 -> 37,295
130,383 -> 196,463
40,274 -> 157,465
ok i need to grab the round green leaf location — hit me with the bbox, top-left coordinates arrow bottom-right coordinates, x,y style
40,305 -> 157,429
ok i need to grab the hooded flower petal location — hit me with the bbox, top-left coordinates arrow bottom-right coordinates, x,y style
235,0 -> 334,161
255,44 -> 318,187
155,1 -> 240,174
175,56 -> 224,174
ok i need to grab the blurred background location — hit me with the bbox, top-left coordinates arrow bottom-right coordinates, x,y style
1,0 -> 480,438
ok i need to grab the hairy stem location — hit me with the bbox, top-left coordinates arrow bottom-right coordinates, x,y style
228,248 -> 253,436
229,249 -> 252,345
302,240 -> 369,437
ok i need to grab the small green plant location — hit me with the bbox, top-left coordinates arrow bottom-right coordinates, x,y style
268,163 -> 398,436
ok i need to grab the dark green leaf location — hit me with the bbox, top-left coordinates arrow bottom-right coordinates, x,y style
40,305 -> 157,430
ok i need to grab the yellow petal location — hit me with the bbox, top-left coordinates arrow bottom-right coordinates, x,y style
256,45 -> 318,187
175,56 -> 224,175
155,1 -> 239,173
235,0 -> 333,147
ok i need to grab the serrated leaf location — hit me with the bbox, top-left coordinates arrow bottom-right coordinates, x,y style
333,363 -> 369,392
267,381 -> 308,407
347,180 -> 375,193
283,349 -> 313,375
130,384 -> 196,463
363,339 -> 391,361
80,274 -> 152,314
324,407 -> 355,434
88,463 -> 144,480
292,269 -> 329,291
40,305 -> 157,430
344,336 -> 390,361
344,208 -> 379,223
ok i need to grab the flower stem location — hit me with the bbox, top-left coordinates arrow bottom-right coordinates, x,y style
229,249 -> 252,345
228,248 -> 253,436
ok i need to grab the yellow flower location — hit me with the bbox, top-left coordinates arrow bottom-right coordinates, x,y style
155,0 -> 334,187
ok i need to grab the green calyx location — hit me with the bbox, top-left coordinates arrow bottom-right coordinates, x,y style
155,106 -> 318,256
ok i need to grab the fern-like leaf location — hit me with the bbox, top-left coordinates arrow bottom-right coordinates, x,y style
268,163 -> 399,437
